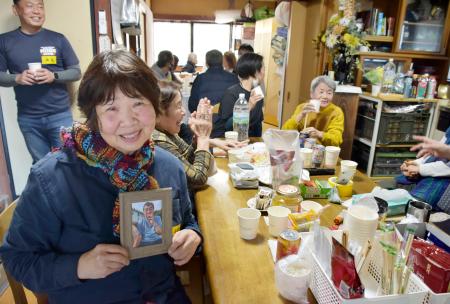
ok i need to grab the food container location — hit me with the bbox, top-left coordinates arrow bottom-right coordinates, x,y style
328,177 -> 353,198
300,180 -> 332,199
272,184 -> 302,213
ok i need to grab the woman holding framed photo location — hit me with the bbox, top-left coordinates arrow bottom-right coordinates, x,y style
0,50 -> 201,303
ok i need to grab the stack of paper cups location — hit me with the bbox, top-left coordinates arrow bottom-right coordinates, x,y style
299,148 -> 313,168
324,146 -> 341,168
344,205 -> 378,247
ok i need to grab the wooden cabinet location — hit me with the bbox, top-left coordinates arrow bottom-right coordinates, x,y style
254,17 -> 282,126
394,0 -> 450,55
254,1 -> 330,127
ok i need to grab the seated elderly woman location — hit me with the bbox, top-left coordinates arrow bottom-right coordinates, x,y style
0,50 -> 201,303
153,80 -> 244,189
282,75 -> 344,147
211,52 -> 265,138
396,126 -> 450,208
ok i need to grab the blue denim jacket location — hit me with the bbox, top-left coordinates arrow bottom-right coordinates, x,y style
0,146 -> 201,303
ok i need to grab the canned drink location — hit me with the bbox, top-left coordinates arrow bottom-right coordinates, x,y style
312,144 -> 325,167
276,229 -> 301,261
299,132 -> 309,148
304,138 -> 316,149
426,76 -> 437,99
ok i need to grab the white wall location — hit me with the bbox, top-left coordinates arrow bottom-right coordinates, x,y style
0,0 -> 93,195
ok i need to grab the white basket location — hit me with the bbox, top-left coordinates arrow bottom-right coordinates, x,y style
310,241 -> 429,304
424,292 -> 450,304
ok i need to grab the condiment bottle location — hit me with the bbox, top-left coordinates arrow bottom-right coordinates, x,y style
272,184 -> 302,213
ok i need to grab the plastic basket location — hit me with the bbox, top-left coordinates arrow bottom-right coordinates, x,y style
377,112 -> 430,145
310,241 -> 429,304
424,292 -> 450,304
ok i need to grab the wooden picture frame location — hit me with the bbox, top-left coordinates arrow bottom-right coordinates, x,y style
119,188 -> 172,260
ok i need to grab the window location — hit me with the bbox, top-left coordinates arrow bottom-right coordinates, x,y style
193,23 -> 231,66
154,21 -> 239,67
153,22 -> 191,66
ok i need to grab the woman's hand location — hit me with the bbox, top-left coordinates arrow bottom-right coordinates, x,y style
209,138 -> 249,151
77,244 -> 130,279
168,229 -> 201,266
295,103 -> 317,123
303,127 -> 323,139
249,90 -> 263,110
401,160 -> 420,178
411,136 -> 450,159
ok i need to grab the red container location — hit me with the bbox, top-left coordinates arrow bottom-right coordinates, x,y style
410,239 -> 450,293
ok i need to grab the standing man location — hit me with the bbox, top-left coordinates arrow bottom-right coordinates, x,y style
0,0 -> 81,163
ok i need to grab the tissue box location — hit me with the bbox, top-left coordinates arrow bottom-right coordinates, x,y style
300,180 -> 332,199
352,194 -> 407,216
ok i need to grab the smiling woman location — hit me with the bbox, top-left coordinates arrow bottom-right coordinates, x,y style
0,50 -> 202,303
282,75 -> 344,147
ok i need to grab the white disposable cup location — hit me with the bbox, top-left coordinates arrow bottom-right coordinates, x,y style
237,208 -> 261,240
267,206 -> 291,237
299,148 -> 313,168
345,205 -> 378,247
340,160 -> 358,179
324,146 -> 341,168
252,85 -> 264,98
27,62 -> 41,71
300,200 -> 323,213
309,99 -> 321,113
225,131 -> 238,141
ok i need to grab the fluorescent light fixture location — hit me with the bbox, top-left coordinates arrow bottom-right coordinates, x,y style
214,10 -> 241,24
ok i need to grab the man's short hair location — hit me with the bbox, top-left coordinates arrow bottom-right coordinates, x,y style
144,202 -> 155,210
238,44 -> 254,56
205,50 -> 223,68
156,50 -> 173,68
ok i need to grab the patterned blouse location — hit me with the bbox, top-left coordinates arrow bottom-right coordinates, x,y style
152,129 -> 212,187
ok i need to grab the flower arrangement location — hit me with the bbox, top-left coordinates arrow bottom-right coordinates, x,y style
315,12 -> 369,84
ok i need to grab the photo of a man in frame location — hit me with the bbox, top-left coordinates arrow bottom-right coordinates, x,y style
132,201 -> 163,248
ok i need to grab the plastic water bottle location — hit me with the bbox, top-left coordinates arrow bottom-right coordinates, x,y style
233,93 -> 249,142
381,58 -> 396,93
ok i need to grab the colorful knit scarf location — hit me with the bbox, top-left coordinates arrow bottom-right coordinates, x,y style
61,122 -> 159,236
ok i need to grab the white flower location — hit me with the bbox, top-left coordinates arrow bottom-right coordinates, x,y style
326,34 -> 337,48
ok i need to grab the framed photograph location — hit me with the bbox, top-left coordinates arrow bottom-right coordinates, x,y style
120,188 -> 172,260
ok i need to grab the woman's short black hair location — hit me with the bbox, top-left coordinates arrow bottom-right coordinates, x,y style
78,49 -> 160,130
235,53 -> 264,79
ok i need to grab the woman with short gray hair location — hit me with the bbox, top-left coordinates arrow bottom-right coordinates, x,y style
282,75 -> 344,146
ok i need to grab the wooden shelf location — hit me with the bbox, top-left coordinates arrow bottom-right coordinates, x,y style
402,41 -> 438,45
366,35 -> 394,42
361,92 -> 441,103
356,51 -> 449,60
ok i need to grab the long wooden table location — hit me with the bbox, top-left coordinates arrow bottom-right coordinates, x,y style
195,157 -> 377,304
